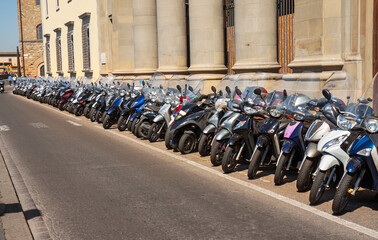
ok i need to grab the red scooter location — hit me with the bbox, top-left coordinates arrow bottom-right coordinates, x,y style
58,88 -> 74,111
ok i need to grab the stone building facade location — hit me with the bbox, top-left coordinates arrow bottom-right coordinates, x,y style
40,0 -> 100,79
17,0 -> 44,77
95,0 -> 377,95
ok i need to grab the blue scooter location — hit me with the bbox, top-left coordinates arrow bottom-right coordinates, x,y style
332,116 -> 378,214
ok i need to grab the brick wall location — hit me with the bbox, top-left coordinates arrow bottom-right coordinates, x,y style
17,0 -> 44,77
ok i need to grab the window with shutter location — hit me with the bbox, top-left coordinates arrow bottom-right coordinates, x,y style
56,31 -> 62,73
67,26 -> 75,72
82,18 -> 91,71
45,38 -> 51,74
277,0 -> 295,73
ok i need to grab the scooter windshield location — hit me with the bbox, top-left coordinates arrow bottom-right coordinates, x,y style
148,73 -> 168,103
165,75 -> 183,105
183,75 -> 204,102
232,73 -> 265,105
337,73 -> 376,130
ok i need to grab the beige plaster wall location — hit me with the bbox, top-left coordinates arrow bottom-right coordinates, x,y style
41,0 -> 100,79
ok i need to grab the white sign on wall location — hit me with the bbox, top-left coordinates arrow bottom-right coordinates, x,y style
101,52 -> 106,65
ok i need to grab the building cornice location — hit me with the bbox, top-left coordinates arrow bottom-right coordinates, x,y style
79,12 -> 91,19
64,21 -> 74,27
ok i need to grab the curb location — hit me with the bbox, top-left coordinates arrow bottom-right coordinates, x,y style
0,138 -> 51,240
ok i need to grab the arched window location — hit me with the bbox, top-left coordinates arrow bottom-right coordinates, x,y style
36,24 -> 43,40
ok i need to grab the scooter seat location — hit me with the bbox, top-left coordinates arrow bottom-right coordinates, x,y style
146,105 -> 161,112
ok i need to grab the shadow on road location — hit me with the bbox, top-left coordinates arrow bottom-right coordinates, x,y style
1,203 -> 41,220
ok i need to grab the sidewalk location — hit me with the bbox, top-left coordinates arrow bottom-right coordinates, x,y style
0,150 -> 33,240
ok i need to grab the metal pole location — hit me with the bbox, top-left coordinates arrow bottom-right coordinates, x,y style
17,47 -> 21,77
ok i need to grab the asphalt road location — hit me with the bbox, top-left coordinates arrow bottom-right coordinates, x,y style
0,87 -> 377,240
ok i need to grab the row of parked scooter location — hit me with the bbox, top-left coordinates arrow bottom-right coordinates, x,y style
12,72 -> 378,214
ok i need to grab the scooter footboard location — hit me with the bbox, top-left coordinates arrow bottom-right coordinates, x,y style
318,154 -> 340,171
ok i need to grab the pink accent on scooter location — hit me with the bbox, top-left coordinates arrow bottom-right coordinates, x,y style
284,122 -> 300,138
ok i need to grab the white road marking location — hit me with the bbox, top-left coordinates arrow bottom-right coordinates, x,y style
66,120 -> 82,127
0,125 -> 10,132
30,122 -> 49,129
95,125 -> 378,239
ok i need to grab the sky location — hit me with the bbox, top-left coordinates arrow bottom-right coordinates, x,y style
0,0 -> 19,52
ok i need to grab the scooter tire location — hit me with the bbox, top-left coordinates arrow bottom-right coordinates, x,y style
332,173 -> 356,214
296,157 -> 316,192
309,169 -> 330,205
247,147 -> 263,179
138,121 -> 151,139
95,110 -> 103,123
131,119 -> 138,135
164,130 -> 172,150
103,115 -> 112,129
147,122 -> 161,142
210,140 -> 227,166
83,106 -> 90,118
58,103 -> 64,111
222,145 -> 239,173
90,109 -> 97,122
274,152 -> 290,185
198,133 -> 213,157
117,115 -> 128,131
178,132 -> 196,154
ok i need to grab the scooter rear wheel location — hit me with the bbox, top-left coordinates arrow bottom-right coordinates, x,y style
164,131 -> 172,150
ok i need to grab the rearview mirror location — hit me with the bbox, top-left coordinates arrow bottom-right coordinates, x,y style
322,89 -> 332,101
283,89 -> 287,97
189,86 -> 194,92
177,85 -> 182,92
235,88 -> 242,97
225,86 -> 231,95
211,86 -> 216,94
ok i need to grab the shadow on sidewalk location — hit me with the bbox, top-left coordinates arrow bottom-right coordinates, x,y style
0,203 -> 41,220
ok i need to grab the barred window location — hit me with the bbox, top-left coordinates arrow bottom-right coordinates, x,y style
67,26 -> 75,72
36,0 -> 40,5
56,31 -> 62,72
45,38 -> 51,73
82,18 -> 91,71
36,24 -> 43,40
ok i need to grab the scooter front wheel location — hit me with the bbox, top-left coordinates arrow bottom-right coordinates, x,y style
332,173 -> 357,214
248,147 -> 263,179
117,115 -> 128,131
103,115 -> 112,129
148,122 -> 161,142
309,169 -> 332,205
296,157 -> 316,192
164,130 -> 172,150
178,132 -> 196,154
222,145 -> 240,173
274,152 -> 290,185
210,140 -> 227,166
198,133 -> 213,157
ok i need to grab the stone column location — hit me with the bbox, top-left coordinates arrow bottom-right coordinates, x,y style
156,0 -> 187,73
288,0 -> 344,71
112,0 -> 134,74
233,0 -> 280,72
132,0 -> 158,74
188,0 -> 226,73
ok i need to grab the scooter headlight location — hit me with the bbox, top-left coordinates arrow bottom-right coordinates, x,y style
176,110 -> 187,120
357,148 -> 372,157
337,115 -> 357,130
365,118 -> 378,133
244,106 -> 256,115
269,108 -> 281,118
321,134 -> 348,151
294,113 -> 305,121
131,93 -> 137,98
